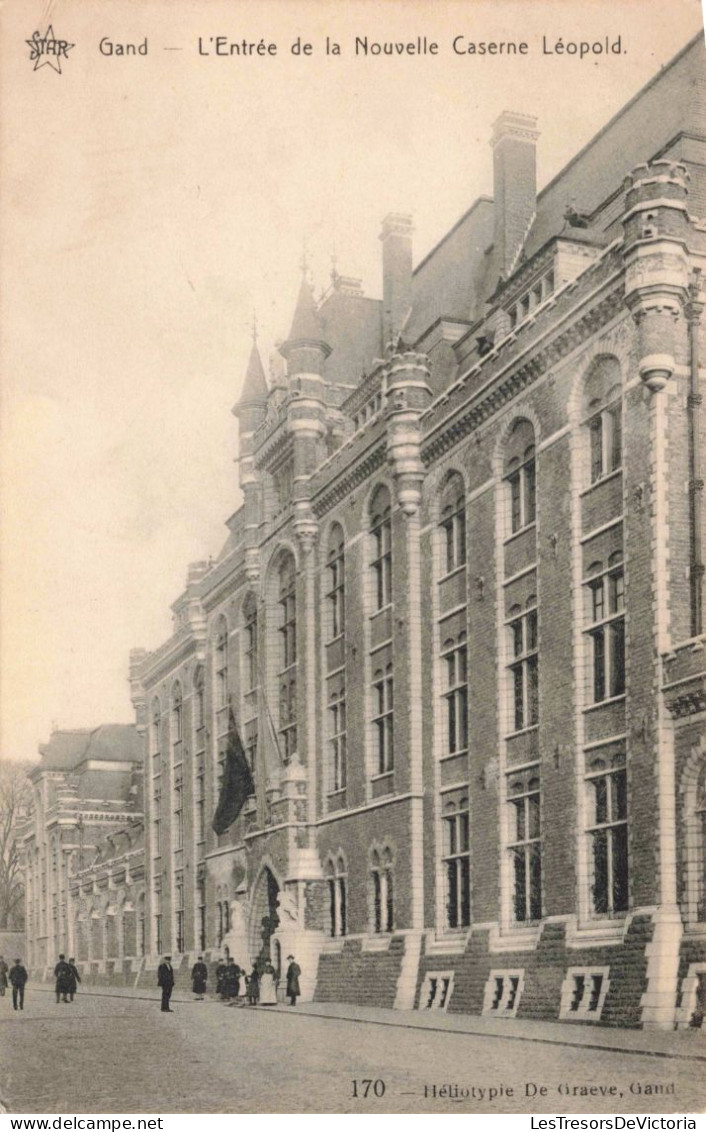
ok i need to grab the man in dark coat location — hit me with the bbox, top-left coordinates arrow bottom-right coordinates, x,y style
67,958 -> 81,1002
215,958 -> 227,1000
191,956 -> 208,1000
286,955 -> 301,1006
54,954 -> 71,1004
224,957 -> 241,1002
9,959 -> 27,1010
157,955 -> 175,1012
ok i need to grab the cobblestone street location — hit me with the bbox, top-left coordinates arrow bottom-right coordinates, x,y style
1,988 -> 705,1115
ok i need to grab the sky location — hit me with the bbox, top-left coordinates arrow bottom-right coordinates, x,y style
1,0 -> 703,764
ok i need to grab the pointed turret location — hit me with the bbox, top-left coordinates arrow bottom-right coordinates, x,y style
279,273 -> 331,375
234,336 -> 268,415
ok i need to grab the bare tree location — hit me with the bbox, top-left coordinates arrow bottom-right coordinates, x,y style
0,760 -> 32,930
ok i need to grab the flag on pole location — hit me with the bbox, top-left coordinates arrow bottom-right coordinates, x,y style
212,710 -> 255,835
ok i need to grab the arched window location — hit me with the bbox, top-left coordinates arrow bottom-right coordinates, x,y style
371,848 -> 394,933
583,357 -> 622,485
277,554 -> 297,761
439,472 -> 466,574
243,593 -> 258,693
326,524 -> 346,641
325,855 -> 347,938
504,420 -> 536,535
370,485 -> 392,611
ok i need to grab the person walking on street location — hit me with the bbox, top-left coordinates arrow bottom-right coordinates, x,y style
10,959 -> 27,1010
191,955 -> 208,1000
286,955 -> 301,1006
157,955 -> 175,1012
67,958 -> 81,1002
0,956 -> 8,997
54,954 -> 71,1004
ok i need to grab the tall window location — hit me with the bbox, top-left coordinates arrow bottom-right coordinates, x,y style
197,881 -> 206,951
586,557 -> 625,702
372,664 -> 394,774
507,768 -> 542,922
194,772 -> 205,845
173,784 -> 183,851
152,786 -> 161,860
505,423 -> 536,535
587,755 -> 628,915
277,555 -> 297,762
371,848 -> 394,933
174,873 -> 185,952
442,634 -> 468,754
370,486 -> 392,611
171,682 -> 183,750
243,596 -> 258,692
153,889 -> 162,955
150,699 -> 161,778
329,687 -> 347,792
214,620 -> 228,712
589,405 -> 622,483
440,473 -> 466,574
443,798 -> 471,929
583,357 -> 622,486
326,856 -> 347,938
193,667 -> 205,736
508,601 -> 539,732
327,526 -> 346,640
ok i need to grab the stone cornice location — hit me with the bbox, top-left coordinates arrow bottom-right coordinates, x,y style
139,626 -> 205,689
312,442 -> 387,518
421,284 -> 625,465
200,563 -> 248,615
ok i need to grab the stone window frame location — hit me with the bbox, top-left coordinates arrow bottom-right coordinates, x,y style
370,845 -> 395,935
482,968 -> 525,1017
439,471 -> 467,577
324,852 -> 348,939
584,553 -> 626,706
559,965 -> 611,1020
420,970 -> 455,1011
441,793 -> 471,930
585,748 -> 629,918
506,763 -> 542,924
506,598 -> 539,734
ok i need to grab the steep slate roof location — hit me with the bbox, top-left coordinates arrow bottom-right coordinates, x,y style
38,725 -> 141,771
237,338 -> 268,405
286,276 -> 325,343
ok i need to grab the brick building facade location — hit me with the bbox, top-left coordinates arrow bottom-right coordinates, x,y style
20,726 -> 144,975
120,36 -> 706,1028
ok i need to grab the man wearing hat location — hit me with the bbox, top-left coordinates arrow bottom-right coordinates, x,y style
285,954 -> 301,1007
157,955 -> 175,1012
9,959 -> 28,1010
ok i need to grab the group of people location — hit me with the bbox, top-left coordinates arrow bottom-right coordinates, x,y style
53,954 -> 81,1003
0,956 -> 28,1010
179,953 -> 301,1009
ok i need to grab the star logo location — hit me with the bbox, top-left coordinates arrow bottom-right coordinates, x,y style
26,26 -> 74,73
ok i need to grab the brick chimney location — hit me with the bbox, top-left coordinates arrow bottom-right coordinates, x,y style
491,111 -> 539,277
380,213 -> 414,350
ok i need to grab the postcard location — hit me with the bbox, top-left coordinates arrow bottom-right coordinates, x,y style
1,0 -> 705,1119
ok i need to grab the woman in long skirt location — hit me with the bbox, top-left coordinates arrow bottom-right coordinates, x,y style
258,962 -> 277,1005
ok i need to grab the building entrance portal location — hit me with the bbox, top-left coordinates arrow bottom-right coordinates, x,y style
249,866 -> 281,972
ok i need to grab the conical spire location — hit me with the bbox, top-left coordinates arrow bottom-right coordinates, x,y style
237,334 -> 268,407
286,274 -> 324,344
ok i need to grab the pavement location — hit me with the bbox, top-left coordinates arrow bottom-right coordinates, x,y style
0,985 -> 704,1115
